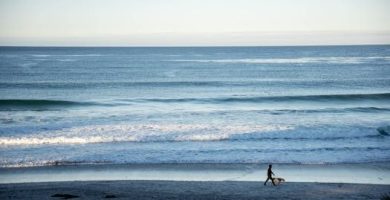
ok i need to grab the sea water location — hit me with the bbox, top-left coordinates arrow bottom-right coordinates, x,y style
0,46 -> 389,167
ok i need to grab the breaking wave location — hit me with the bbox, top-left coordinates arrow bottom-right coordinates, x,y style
0,123 -> 384,146
0,124 -> 292,145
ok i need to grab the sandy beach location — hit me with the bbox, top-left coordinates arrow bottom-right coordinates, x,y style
0,163 -> 389,199
2,163 -> 390,184
1,180 -> 389,200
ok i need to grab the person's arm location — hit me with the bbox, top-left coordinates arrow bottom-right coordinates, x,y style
271,170 -> 275,176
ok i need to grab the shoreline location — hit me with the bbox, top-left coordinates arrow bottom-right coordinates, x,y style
1,180 -> 389,200
1,162 -> 389,185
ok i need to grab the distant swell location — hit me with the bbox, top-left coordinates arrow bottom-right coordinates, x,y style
170,56 -> 390,64
136,93 -> 390,103
1,79 -> 389,89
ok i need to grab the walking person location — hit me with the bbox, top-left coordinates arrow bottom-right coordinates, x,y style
264,164 -> 276,186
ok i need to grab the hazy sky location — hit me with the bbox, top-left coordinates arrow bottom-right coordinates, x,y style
0,0 -> 389,46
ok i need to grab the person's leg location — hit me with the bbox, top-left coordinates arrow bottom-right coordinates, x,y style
264,177 -> 270,185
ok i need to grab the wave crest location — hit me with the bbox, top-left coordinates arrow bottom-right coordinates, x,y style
0,124 -> 292,146
137,93 -> 390,103
0,99 -> 106,111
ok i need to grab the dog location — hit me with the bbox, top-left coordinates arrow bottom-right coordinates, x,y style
272,177 -> 286,185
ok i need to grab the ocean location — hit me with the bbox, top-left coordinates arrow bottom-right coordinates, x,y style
0,45 -> 389,168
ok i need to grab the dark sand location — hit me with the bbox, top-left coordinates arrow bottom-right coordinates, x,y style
1,180 -> 389,200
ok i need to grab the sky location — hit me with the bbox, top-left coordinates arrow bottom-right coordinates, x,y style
0,0 -> 389,46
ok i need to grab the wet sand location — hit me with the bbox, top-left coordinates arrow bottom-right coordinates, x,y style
1,163 -> 389,199
1,180 -> 389,200
1,163 -> 390,184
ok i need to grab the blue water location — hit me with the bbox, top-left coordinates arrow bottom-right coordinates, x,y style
0,46 -> 390,167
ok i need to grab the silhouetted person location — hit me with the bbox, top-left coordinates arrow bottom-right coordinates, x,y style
264,164 -> 275,186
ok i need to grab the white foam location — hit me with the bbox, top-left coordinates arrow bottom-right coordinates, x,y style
0,124 -> 291,146
171,56 -> 390,64
56,59 -> 77,62
19,62 -> 38,67
31,54 -> 50,57
31,54 -> 102,57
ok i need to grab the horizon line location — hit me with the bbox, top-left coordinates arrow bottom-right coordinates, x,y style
1,43 -> 389,48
